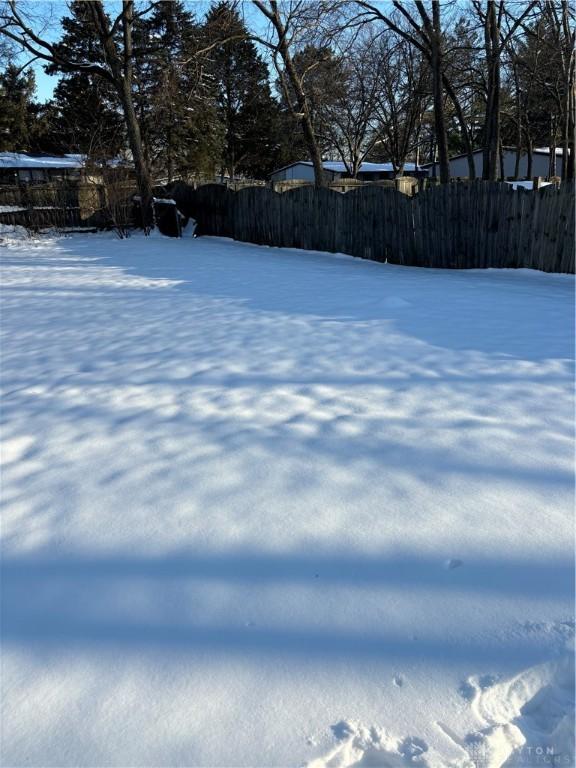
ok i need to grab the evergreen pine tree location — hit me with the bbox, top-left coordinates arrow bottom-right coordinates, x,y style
131,0 -> 225,181
0,65 -> 36,151
45,2 -> 124,158
49,74 -> 125,157
207,1 -> 282,179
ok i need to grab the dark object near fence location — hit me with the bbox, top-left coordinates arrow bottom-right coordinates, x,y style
169,183 -> 232,237
170,181 -> 575,274
154,199 -> 182,237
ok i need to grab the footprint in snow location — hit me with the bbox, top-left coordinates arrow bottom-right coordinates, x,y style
393,675 -> 404,688
478,673 -> 499,690
458,680 -> 477,701
399,736 -> 428,758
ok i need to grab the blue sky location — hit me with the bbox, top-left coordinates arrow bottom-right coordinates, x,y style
34,67 -> 58,101
14,0 -> 65,101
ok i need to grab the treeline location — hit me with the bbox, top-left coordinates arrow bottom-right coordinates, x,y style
0,2 -> 295,180
0,1 -> 574,216
251,0 -> 574,184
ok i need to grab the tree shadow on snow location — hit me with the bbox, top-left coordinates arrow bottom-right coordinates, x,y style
2,549 -> 573,664
55,234 -> 576,362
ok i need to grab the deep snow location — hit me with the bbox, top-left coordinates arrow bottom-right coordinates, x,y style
1,229 -> 574,767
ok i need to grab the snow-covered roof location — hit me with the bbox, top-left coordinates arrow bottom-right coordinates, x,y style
272,160 -> 424,175
0,153 -> 130,170
323,161 -> 395,173
534,147 -> 563,156
0,152 -> 86,169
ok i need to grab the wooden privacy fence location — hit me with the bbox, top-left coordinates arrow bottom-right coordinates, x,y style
0,184 -> 95,230
170,181 -> 575,273
0,182 -> 136,231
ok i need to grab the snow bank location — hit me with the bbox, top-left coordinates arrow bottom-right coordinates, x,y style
308,652 -> 574,767
0,223 -> 30,243
0,151 -> 85,169
0,205 -> 27,213
1,233 -> 573,767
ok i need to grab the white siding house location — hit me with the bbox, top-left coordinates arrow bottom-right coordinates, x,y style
270,160 -> 425,183
423,147 -> 564,179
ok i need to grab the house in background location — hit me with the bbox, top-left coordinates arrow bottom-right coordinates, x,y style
0,153 -> 88,185
0,152 -> 131,186
0,153 -> 136,228
269,160 -> 427,183
422,147 -> 564,179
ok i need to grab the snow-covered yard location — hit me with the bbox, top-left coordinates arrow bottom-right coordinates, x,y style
1,229 -> 574,768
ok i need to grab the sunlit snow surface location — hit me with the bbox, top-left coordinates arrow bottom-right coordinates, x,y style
1,229 -> 574,767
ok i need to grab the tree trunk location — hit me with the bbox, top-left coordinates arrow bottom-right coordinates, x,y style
490,66 -> 501,180
566,77 -> 575,180
300,111 -> 326,187
431,6 -> 449,184
443,75 -> 475,179
117,79 -> 153,226
549,116 -> 557,178
430,137 -> 437,177
483,1 -> 501,181
351,153 -> 361,178
513,61 -> 521,180
526,136 -> 533,178
167,118 -> 174,184
514,147 -> 521,180
560,0 -> 575,180
561,125 -> 569,180
275,41 -> 326,186
90,1 -> 154,226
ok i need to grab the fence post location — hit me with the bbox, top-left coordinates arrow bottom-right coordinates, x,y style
395,177 -> 413,196
533,176 -> 542,190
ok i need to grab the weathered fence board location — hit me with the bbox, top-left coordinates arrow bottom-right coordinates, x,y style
0,183 -> 128,231
170,180 -> 574,274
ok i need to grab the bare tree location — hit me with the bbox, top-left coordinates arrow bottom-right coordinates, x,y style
0,25 -> 13,65
471,0 -> 537,180
252,0 -> 330,187
354,1 -> 454,183
504,18 -> 550,179
371,35 -> 431,175
317,35 -> 383,176
440,15 -> 484,180
538,0 -> 575,180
